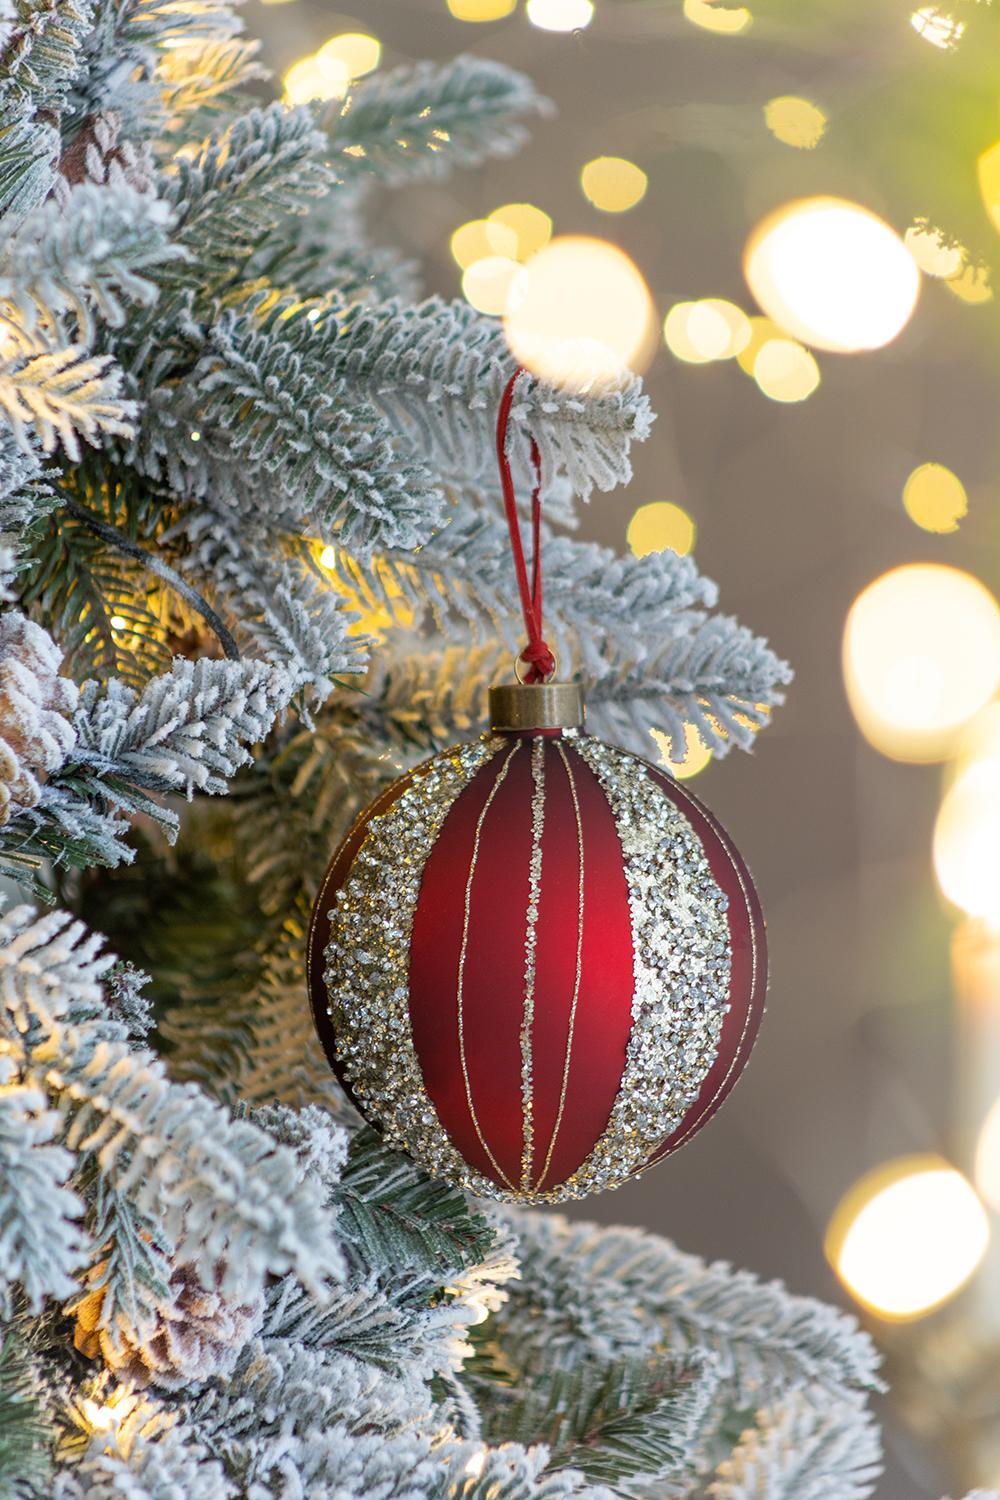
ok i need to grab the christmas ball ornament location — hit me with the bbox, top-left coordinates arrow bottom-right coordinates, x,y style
306,370 -> 767,1203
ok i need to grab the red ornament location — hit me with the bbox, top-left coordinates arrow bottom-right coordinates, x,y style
307,686 -> 766,1203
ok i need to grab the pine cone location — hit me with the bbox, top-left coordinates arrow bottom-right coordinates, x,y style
74,1261 -> 265,1392
0,611 -> 78,825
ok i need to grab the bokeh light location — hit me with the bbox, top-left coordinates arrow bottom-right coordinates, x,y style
753,338 -> 820,402
627,501 -> 697,558
978,139 -> 1000,236
463,256 -> 521,315
580,157 -> 648,214
764,96 -> 826,150
934,759 -> 1000,923
525,0 -> 594,30
944,263 -> 993,304
451,218 -> 518,270
447,0 -> 516,17
317,32 -> 381,78
489,203 -> 552,259
904,223 -> 964,279
683,0 -> 751,33
652,724 -> 713,780
283,51 -> 350,104
735,315 -> 783,373
664,299 -> 751,363
910,6 -> 965,47
902,462 -> 967,533
843,564 -> 1000,762
744,196 -> 920,353
976,1097 -> 1000,1212
504,235 -> 656,390
827,1156 -> 989,1320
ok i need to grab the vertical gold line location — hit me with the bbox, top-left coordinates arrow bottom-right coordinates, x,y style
457,742 -> 520,1192
519,737 -> 546,1191
534,740 -> 585,1191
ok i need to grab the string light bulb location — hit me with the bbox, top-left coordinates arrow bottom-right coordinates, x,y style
744,196 -> 920,353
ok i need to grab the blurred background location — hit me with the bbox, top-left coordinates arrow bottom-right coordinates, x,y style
251,2 -> 1000,1493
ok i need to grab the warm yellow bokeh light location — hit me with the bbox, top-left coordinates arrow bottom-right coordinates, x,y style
652,724 -> 713,781
683,0 -> 751,33
945,263 -> 994,304
317,32 -> 381,79
450,218 -> 518,270
902,462 -> 967,533
978,140 -> 1000,237
525,0 -> 594,30
319,545 -> 337,569
488,203 -> 552,260
764,96 -> 826,150
504,235 -> 656,391
843,564 -> 1000,762
735,316 -> 782,374
753,338 -> 820,402
744,196 -> 920,353
462,256 -> 521,315
627,501 -> 697,558
827,1156 -> 989,1321
580,157 -> 648,214
911,6 -> 965,47
976,1097 -> 1000,1213
447,0 -> 516,18
952,703 -> 1000,781
934,759 -> 1000,923
664,299 -> 750,363
904,224 -> 964,279
283,52 -> 349,105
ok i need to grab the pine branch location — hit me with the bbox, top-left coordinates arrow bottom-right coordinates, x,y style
0,346 -> 133,459
324,56 -> 551,187
1,182 -> 181,343
283,294 -> 654,501
0,1064 -> 86,1313
708,1396 -> 882,1500
0,1331 -> 53,1498
69,1176 -> 175,1362
335,1128 -> 496,1280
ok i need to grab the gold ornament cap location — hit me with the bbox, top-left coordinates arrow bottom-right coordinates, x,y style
489,681 -> 585,732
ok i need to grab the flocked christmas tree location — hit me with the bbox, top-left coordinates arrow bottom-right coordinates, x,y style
0,2 -> 976,1495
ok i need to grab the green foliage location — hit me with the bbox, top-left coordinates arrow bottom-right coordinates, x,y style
336,1128 -> 495,1279
0,1333 -> 52,1499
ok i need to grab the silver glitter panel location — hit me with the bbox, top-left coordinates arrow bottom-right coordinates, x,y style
322,738 -> 508,1199
561,737 -> 731,1198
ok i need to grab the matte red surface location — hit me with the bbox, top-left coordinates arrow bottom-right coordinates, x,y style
307,732 -> 767,1197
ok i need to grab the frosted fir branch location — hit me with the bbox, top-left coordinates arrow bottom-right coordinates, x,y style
0,0 -> 91,118
287,294 -> 654,501
587,615 -> 792,761
52,1420 -> 231,1500
1,181 -> 182,342
159,104 -> 333,290
0,905 -> 344,1304
69,1176 -> 175,1365
323,56 -> 551,187
339,513 -> 717,672
171,509 -> 368,701
708,1396 -> 882,1500
156,37 -> 268,129
0,345 -> 134,458
175,314 -> 445,556
72,656 -> 294,801
0,1062 -> 86,1313
0,1333 -> 53,1498
499,1215 -> 882,1408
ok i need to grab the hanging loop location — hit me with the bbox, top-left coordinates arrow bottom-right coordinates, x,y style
496,367 -> 556,684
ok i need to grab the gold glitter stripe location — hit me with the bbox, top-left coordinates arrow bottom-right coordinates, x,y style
519,737 -> 546,1191
457,740 -> 521,1192
533,740 -> 585,1192
644,776 -> 762,1159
